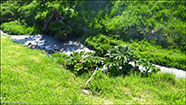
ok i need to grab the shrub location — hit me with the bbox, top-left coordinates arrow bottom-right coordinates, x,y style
58,51 -> 103,74
100,44 -> 110,51
49,21 -> 65,32
105,45 -> 160,76
0,20 -> 40,35
48,20 -> 73,39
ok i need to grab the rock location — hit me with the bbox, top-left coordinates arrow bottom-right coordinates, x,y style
45,49 -> 54,54
38,42 -> 45,46
35,38 -> 40,42
44,45 -> 56,54
59,49 -> 64,53
39,45 -> 45,50
31,41 -> 38,46
45,46 -> 52,51
32,45 -> 36,49
42,36 -> 45,39
24,41 -> 32,46
54,46 -> 59,51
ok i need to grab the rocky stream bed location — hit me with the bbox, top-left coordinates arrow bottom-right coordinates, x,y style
1,30 -> 185,78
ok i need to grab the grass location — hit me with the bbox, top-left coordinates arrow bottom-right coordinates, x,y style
0,20 -> 41,35
84,34 -> 186,70
1,35 -> 109,104
1,35 -> 186,104
88,71 -> 186,104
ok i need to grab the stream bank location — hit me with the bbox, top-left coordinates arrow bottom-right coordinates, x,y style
1,30 -> 185,78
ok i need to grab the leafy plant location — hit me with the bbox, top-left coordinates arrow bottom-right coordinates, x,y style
48,20 -> 73,39
61,51 -> 104,73
48,21 -> 65,32
104,45 -> 138,75
65,25 -> 73,33
137,58 -> 160,73
106,45 -> 135,64
104,45 -> 160,76
65,51 -> 85,67
83,56 -> 103,71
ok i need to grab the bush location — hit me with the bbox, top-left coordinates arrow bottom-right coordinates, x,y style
53,51 -> 103,74
104,45 -> 160,76
1,20 -> 41,35
49,21 -> 65,32
52,45 -> 160,76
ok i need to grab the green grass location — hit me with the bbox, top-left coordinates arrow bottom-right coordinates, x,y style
87,71 -> 186,104
84,34 -> 186,70
0,20 -> 41,35
1,35 -> 109,104
1,35 -> 186,104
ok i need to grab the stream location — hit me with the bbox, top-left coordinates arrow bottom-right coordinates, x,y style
1,30 -> 185,78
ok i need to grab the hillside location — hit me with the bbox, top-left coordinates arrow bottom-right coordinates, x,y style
1,1 -> 186,104
1,0 -> 186,70
1,35 -> 186,104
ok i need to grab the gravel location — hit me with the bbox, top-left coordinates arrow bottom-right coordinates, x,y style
1,30 -> 185,78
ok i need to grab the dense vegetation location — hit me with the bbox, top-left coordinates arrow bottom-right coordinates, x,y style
1,0 -> 185,70
52,46 -> 160,76
84,34 -> 186,70
1,1 -> 186,104
1,1 -> 185,49
1,35 -> 186,104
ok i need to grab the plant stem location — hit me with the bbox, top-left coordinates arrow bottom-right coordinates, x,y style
84,67 -> 98,88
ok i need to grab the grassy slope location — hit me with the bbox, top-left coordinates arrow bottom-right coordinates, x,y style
1,1 -> 185,70
1,35 -> 110,104
1,35 -> 186,104
84,34 -> 186,70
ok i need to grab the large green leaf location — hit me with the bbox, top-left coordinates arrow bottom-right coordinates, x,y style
137,58 -> 160,72
70,51 -> 85,57
74,63 -> 84,71
106,45 -> 135,65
